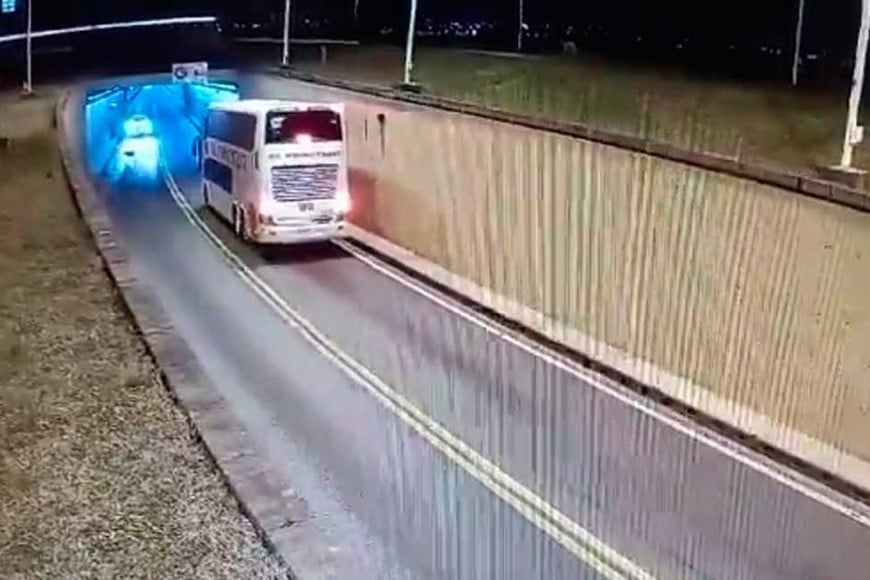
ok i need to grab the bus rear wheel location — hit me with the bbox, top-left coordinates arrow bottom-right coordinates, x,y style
231,205 -> 240,235
237,210 -> 249,242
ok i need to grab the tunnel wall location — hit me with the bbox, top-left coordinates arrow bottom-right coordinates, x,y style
182,84 -> 211,133
183,82 -> 241,132
343,101 -> 870,476
178,82 -> 240,175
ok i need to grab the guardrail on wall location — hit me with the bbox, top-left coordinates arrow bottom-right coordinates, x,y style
275,67 -> 870,214
233,37 -> 359,46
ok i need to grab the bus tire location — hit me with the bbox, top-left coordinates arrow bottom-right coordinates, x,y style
202,183 -> 210,206
238,210 -> 248,242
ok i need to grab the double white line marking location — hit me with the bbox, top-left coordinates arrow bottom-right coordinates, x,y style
161,164 -> 655,580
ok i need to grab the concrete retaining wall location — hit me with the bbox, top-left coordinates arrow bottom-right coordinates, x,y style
343,99 -> 870,472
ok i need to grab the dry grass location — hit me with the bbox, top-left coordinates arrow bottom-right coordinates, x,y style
293,44 -> 870,176
0,104 -> 288,578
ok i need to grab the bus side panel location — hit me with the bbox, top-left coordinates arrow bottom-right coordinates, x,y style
203,111 -> 234,223
203,109 -> 259,229
203,147 -> 234,222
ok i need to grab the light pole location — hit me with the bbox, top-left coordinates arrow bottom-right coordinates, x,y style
402,0 -> 418,86
791,0 -> 805,86
23,0 -> 32,94
281,0 -> 291,67
839,0 -> 870,169
517,0 -> 523,52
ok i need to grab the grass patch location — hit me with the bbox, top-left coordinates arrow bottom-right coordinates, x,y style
291,44 -> 870,175
0,103 -> 288,578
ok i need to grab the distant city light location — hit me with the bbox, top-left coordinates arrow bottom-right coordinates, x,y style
1,0 -> 16,14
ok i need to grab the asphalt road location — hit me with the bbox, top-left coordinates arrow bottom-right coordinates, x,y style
75,72 -> 870,580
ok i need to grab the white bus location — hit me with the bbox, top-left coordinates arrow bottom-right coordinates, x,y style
199,98 -> 350,245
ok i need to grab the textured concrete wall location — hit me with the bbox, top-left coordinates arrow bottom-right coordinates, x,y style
345,102 -> 870,463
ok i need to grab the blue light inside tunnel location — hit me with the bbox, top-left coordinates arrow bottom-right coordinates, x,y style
84,80 -> 240,185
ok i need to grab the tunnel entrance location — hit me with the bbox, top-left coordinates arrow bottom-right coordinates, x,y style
83,80 -> 240,187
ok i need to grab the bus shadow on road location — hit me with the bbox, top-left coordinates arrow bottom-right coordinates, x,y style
256,241 -> 349,265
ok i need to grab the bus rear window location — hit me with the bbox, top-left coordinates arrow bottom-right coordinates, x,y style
265,110 -> 342,144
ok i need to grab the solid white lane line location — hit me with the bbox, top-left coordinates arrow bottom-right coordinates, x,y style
334,238 -> 870,528
160,166 -> 655,580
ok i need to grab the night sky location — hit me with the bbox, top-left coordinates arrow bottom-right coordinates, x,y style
0,1 -> 862,79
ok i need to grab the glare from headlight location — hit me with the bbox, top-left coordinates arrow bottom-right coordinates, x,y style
117,136 -> 159,175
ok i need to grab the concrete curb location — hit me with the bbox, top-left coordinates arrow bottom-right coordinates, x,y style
54,88 -> 326,580
274,68 -> 870,214
342,222 -> 870,510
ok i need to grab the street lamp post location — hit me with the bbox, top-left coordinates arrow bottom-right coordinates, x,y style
517,0 -> 524,52
281,0 -> 291,67
402,0 -> 418,86
791,0 -> 805,86
23,0 -> 32,94
839,0 -> 870,169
